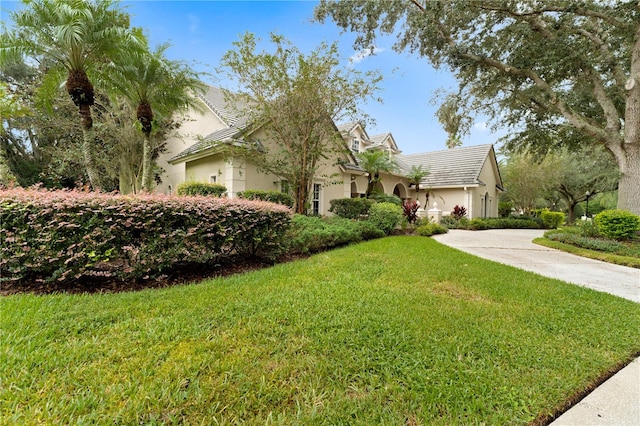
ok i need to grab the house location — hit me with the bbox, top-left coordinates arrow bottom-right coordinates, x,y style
157,86 -> 503,218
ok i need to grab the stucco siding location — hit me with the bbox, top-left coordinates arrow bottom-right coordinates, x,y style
156,105 -> 228,194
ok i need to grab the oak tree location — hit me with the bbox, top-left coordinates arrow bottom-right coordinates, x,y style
316,0 -> 640,214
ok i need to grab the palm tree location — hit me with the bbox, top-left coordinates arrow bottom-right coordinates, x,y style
1,0 -> 140,190
356,149 -> 398,197
106,43 -> 205,192
406,164 -> 429,207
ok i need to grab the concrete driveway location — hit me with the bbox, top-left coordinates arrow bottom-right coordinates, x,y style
432,229 -> 640,425
431,229 -> 640,303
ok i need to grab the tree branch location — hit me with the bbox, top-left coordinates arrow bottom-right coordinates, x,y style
585,68 -> 622,135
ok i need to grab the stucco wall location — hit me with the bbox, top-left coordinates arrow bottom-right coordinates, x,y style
156,104 -> 228,194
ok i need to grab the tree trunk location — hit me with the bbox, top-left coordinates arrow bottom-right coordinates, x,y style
119,155 -> 134,195
81,126 -> 102,191
141,134 -> 153,192
616,144 -> 640,214
567,202 -> 578,223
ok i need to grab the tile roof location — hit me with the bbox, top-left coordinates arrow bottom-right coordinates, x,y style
368,133 -> 390,145
336,121 -> 359,133
170,86 -> 251,162
197,86 -> 244,127
396,144 -> 495,188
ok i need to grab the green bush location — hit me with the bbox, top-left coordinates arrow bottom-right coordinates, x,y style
544,231 -> 629,253
594,210 -> 640,240
541,210 -> 565,229
368,202 -> 403,234
468,218 -> 490,230
577,219 -> 600,237
498,201 -> 514,217
416,222 -> 449,237
177,181 -> 227,197
440,215 -> 470,229
353,220 -> 386,240
442,216 -> 541,230
286,215 -> 384,254
369,192 -> 402,206
329,198 -> 374,219
237,190 -> 294,208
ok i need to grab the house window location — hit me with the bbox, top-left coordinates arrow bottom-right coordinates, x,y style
209,175 -> 217,183
351,139 -> 360,153
312,183 -> 321,215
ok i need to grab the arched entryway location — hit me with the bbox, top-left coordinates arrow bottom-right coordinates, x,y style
393,183 -> 408,200
350,181 -> 359,198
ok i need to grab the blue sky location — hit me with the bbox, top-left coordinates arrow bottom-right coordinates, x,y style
2,0 -> 501,154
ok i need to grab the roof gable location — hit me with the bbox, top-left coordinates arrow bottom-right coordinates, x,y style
397,144 -> 495,187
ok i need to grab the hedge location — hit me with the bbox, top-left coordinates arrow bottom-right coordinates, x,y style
237,190 -> 294,208
286,215 -> 384,254
177,181 -> 227,197
368,202 -> 403,234
329,198 -> 374,219
540,210 -> 565,229
594,209 -> 640,240
1,188 -> 291,285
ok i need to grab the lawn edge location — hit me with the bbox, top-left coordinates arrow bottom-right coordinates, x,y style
533,238 -> 640,269
531,351 -> 640,426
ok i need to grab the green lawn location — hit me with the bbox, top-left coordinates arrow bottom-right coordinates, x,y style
2,236 -> 639,425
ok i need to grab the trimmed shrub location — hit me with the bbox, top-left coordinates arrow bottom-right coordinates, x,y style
0,188 -> 291,285
468,218 -> 490,230
368,202 -> 403,234
416,222 -> 448,237
544,231 -> 629,253
329,197 -> 374,219
369,192 -> 402,206
286,215 -> 384,254
237,190 -> 294,208
353,220 -> 386,240
594,210 -> 640,240
440,215 -> 467,229
442,216 -> 541,230
541,210 -> 565,229
177,181 -> 227,197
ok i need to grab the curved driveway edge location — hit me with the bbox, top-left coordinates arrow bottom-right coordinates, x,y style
431,229 -> 640,303
432,229 -> 640,426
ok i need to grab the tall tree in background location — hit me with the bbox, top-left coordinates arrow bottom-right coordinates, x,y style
1,0 -> 140,190
501,152 -> 559,214
315,1 -> 640,214
107,43 -> 205,192
501,146 -> 618,221
219,33 -> 382,214
553,146 -> 619,222
357,149 -> 398,197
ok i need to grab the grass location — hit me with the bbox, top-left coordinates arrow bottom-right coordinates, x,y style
534,237 -> 640,268
2,236 -> 639,425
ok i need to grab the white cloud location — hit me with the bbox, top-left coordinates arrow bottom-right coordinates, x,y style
473,121 -> 489,131
187,14 -> 200,33
349,47 -> 385,64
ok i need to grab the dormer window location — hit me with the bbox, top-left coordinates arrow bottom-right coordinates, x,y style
351,139 -> 360,153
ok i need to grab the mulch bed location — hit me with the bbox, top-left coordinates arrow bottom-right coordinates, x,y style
1,254 -> 309,296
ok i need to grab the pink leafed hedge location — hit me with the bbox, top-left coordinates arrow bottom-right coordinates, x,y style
1,188 -> 292,284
